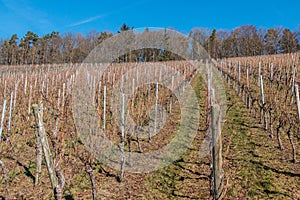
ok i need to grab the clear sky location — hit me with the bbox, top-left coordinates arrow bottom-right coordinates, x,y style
0,0 -> 299,39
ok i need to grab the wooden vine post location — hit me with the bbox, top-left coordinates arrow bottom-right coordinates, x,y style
295,84 -> 300,123
0,100 -> 8,198
260,75 -> 267,130
154,82 -> 159,137
32,104 -> 64,200
238,62 -> 241,95
119,93 -> 126,182
103,85 -> 107,130
211,104 -> 224,200
0,100 -> 7,141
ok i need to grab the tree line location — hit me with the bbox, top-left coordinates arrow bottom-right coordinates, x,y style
0,23 -> 299,65
191,25 -> 299,58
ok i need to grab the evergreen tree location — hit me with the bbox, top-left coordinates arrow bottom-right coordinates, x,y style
0,40 -> 10,64
209,29 -> 217,58
264,28 -> 280,54
8,34 -> 19,64
279,28 -> 298,53
98,31 -> 113,44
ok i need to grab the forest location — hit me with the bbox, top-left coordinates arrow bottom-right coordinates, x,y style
0,23 -> 299,65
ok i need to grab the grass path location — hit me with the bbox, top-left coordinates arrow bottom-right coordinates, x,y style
222,87 -> 300,199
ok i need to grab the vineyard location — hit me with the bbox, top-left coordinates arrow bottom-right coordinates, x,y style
216,53 -> 300,162
0,60 -> 213,199
0,53 -> 299,199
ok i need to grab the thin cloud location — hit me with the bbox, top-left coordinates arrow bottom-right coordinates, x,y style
67,15 -> 106,27
66,1 -> 147,28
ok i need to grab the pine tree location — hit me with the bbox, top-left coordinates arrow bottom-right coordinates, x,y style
209,29 -> 217,58
264,28 -> 280,54
279,28 -> 298,53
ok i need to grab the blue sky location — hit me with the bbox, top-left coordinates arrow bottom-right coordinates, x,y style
0,0 -> 299,39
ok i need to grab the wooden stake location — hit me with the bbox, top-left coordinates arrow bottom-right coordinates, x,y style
211,104 -> 223,200
0,100 -> 7,141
